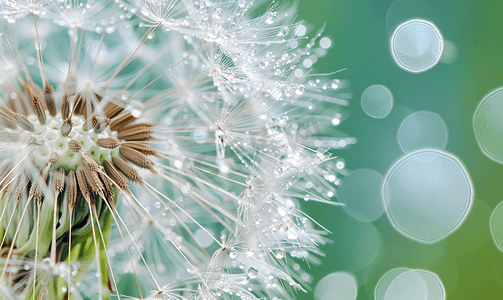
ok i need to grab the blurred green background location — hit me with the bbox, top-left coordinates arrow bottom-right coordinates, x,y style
295,0 -> 503,298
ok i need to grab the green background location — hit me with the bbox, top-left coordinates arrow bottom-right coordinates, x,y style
295,0 -> 503,299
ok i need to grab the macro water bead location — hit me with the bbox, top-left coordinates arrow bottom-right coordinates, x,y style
0,0 -> 350,299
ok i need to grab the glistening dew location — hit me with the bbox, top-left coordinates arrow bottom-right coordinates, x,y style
0,0 -> 351,299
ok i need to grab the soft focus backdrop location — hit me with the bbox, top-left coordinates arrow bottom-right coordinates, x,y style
297,0 -> 503,298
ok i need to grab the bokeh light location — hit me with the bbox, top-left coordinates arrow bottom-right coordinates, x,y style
314,272 -> 358,300
384,269 -> 427,300
397,111 -> 448,153
391,19 -> 443,73
375,268 -> 409,300
361,85 -> 394,119
490,200 -> 503,252
473,87 -> 503,163
376,268 -> 445,300
339,168 -> 385,222
383,149 -> 473,243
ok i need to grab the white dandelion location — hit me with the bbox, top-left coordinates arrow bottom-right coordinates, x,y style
0,0 -> 351,299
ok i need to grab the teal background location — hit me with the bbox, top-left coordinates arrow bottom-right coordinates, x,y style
296,0 -> 503,299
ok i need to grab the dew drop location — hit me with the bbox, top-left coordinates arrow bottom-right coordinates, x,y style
228,249 -> 238,259
213,7 -> 223,18
294,84 -> 305,96
277,26 -> 289,36
125,100 -> 144,118
106,24 -> 117,34
247,267 -> 258,278
265,12 -> 277,24
331,79 -> 340,89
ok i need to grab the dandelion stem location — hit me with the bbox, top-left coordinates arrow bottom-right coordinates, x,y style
32,201 -> 41,300
0,195 -> 34,283
86,200 -> 104,300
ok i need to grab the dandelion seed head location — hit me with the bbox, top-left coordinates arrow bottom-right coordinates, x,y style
0,0 -> 350,299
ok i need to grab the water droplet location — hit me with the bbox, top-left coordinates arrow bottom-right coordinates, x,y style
265,12 -> 277,24
294,84 -> 305,96
247,267 -> 258,278
121,91 -> 129,101
125,100 -> 144,118
273,166 -> 283,175
213,7 -> 223,18
106,24 -> 117,34
277,26 -> 289,36
229,249 -> 238,259
331,79 -> 340,89
264,192 -> 276,203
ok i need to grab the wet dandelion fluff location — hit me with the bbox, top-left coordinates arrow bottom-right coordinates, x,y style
0,0 -> 350,299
